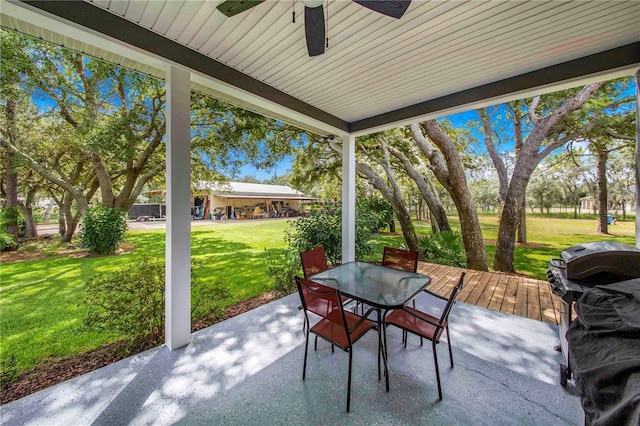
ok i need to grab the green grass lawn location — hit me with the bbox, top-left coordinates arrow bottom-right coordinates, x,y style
1,220 -> 290,376
477,214 -> 634,280
0,215 -> 636,378
368,215 -> 635,280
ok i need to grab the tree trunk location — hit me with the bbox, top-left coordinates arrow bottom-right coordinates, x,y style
2,150 -> 20,239
480,109 -> 509,204
60,196 -> 76,242
62,212 -> 81,243
386,145 -> 451,232
17,205 -> 37,238
367,138 -> 421,252
328,140 -> 419,251
517,206 -> 526,244
597,150 -> 608,234
494,173 -> 530,273
392,198 -> 420,252
429,213 -> 438,233
57,189 -> 88,243
493,84 -> 603,272
3,98 -> 20,240
58,214 -> 66,238
17,184 -> 38,238
493,195 -> 519,272
414,122 -> 488,271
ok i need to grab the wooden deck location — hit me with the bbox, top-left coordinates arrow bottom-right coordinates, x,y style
417,262 -> 561,325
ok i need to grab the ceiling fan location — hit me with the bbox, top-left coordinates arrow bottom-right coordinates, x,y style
216,1 -> 412,57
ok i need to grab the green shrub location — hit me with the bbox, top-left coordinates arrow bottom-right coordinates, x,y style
357,197 -> 393,233
265,249 -> 300,297
83,256 -> 230,347
418,230 -> 466,268
0,207 -> 24,250
191,266 -> 231,324
79,204 -> 127,255
0,231 -> 16,252
285,203 -> 372,266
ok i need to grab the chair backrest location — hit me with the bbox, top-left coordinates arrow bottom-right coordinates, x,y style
300,246 -> 329,278
382,247 -> 419,273
295,276 -> 351,343
296,275 -> 338,316
439,272 -> 466,325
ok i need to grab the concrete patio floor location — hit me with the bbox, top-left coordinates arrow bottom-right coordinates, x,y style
1,292 -> 583,425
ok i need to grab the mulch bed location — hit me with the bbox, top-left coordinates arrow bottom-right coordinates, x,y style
0,241 -> 135,263
0,291 -> 279,405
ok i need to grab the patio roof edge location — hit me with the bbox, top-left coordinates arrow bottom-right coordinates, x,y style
18,0 -> 350,134
349,42 -> 640,134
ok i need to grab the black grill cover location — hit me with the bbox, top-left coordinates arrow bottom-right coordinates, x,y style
567,279 -> 640,426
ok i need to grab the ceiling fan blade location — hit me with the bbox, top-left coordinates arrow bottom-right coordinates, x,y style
305,5 -> 325,57
217,0 -> 265,18
353,1 -> 411,19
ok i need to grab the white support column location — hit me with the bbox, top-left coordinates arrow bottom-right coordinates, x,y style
342,134 -> 356,263
635,69 -> 639,248
165,66 -> 191,350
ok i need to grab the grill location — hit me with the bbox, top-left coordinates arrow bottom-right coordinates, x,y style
546,241 -> 640,386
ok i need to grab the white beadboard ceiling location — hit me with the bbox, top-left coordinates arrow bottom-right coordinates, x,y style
2,0 -> 640,135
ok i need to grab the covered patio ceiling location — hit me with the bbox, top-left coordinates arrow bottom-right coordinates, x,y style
2,0 -> 639,136
1,0 -> 638,351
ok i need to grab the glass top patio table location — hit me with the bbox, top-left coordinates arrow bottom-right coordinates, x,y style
309,261 -> 431,309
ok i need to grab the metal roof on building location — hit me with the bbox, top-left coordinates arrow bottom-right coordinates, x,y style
199,181 -> 315,200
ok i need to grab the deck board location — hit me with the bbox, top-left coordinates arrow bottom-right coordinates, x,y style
476,272 -> 500,308
527,278 -> 542,321
501,276 -> 520,315
487,274 -> 508,312
457,269 -> 482,301
419,262 -> 558,325
467,271 -> 493,306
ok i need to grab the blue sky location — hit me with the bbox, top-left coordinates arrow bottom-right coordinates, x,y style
236,109 -> 481,182
237,159 -> 293,181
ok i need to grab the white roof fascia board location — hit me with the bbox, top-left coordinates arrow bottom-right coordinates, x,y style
351,65 -> 638,137
3,1 -> 345,138
214,195 -> 317,201
191,74 -> 347,137
2,1 -> 170,73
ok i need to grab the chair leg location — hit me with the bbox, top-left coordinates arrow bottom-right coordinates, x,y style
314,335 -> 318,351
432,340 -> 442,400
446,326 -> 454,368
411,299 -> 422,346
303,331 -> 310,381
377,327 -> 381,380
382,322 -> 390,392
347,350 -> 353,412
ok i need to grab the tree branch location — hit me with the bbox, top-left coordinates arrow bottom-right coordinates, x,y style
528,96 -> 541,123
606,128 -> 635,141
479,108 -> 508,203
0,137 -> 87,203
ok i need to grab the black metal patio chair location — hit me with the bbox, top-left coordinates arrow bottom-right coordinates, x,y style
296,276 -> 378,412
384,272 -> 465,400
